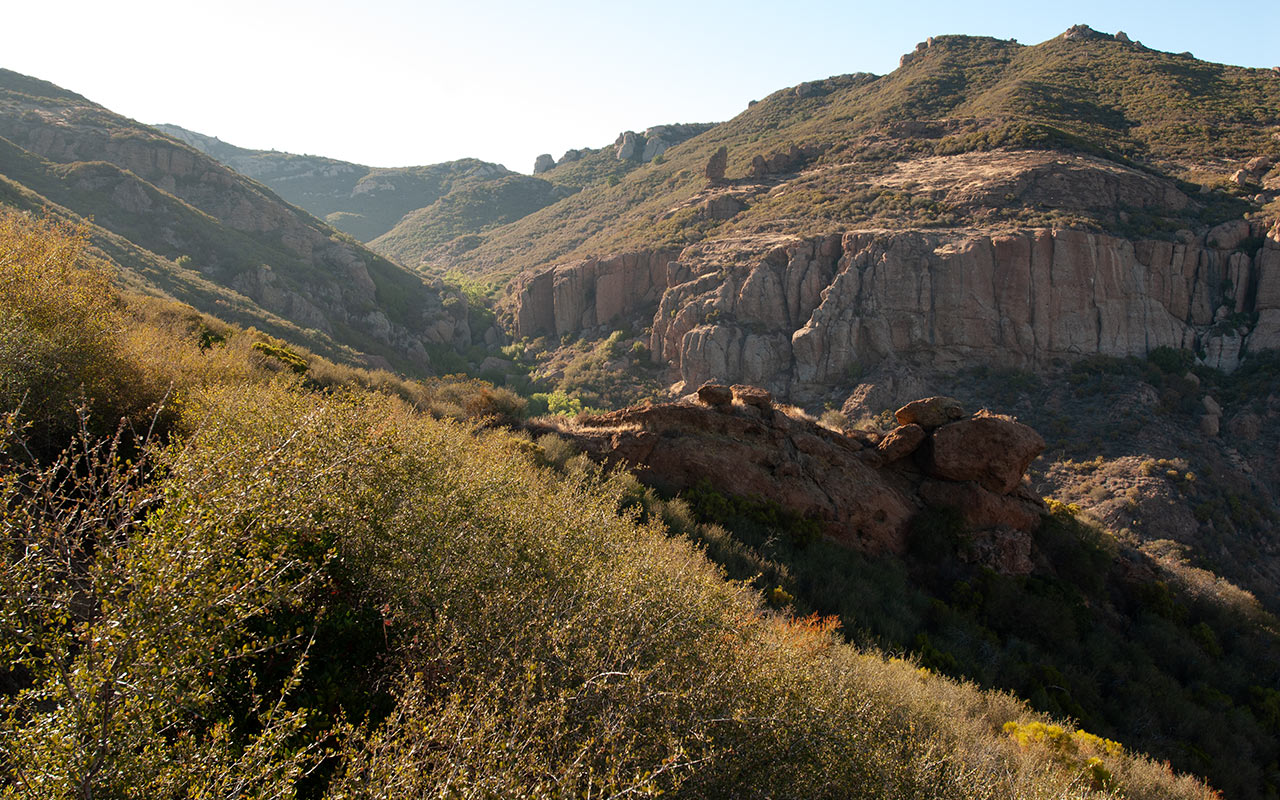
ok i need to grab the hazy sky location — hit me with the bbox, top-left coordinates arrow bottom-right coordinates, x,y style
6,1 -> 1278,173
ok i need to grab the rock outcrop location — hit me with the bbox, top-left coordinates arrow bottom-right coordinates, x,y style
612,123 -> 716,163
533,154 -> 556,174
508,249 -> 680,338
509,216 -> 1279,397
542,390 -> 1046,574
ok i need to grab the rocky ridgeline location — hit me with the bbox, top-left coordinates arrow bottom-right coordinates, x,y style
509,217 -> 1280,398
550,388 -> 1046,574
534,124 -> 716,173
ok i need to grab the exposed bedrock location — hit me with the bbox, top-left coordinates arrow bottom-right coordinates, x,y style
543,387 -> 1046,574
508,220 -> 1280,398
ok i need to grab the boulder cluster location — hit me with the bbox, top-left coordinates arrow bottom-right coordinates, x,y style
546,387 -> 1046,574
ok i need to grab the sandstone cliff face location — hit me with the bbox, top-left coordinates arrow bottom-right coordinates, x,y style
510,221 -> 1279,397
509,249 -> 680,337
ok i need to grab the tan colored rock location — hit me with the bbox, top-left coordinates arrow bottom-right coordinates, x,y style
705,146 -> 727,183
895,396 -> 965,429
1203,395 -> 1222,416
1207,219 -> 1251,250
877,424 -> 926,462
1231,169 -> 1252,186
926,412 -> 1045,494
1247,156 -> 1273,174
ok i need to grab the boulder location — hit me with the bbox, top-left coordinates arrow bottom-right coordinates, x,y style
877,423 -> 926,462
926,412 -> 1045,494
705,146 -> 728,183
642,135 -> 670,162
895,396 -> 965,429
1200,414 -> 1221,437
533,154 -> 555,174
919,480 -> 1043,532
1207,219 -> 1250,250
1247,156 -> 1273,174
705,196 -> 745,220
732,384 -> 773,408
615,131 -> 641,161
696,382 -> 734,407
1225,411 -> 1261,442
1203,395 -> 1222,416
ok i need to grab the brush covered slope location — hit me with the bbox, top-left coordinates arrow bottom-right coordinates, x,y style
471,27 -> 1280,285
0,69 -> 487,373
157,123 -> 548,244
539,384 -> 1280,799
0,206 -> 1226,800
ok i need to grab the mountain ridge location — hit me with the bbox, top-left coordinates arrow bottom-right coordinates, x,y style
0,67 -> 486,372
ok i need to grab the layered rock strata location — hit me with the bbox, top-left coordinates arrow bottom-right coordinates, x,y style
509,221 -> 1280,397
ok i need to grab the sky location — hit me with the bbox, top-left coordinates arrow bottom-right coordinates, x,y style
5,0 -> 1278,173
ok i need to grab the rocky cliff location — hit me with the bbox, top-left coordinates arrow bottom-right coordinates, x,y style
542,387 -> 1045,574
509,218 -> 1279,398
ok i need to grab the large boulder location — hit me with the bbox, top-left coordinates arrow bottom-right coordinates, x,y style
533,154 -> 555,174
877,424 -> 926,462
732,384 -> 773,408
926,411 -> 1045,494
696,382 -> 733,407
918,480 -> 1043,532
705,146 -> 728,183
895,396 -> 965,429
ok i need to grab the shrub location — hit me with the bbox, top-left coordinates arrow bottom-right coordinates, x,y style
0,210 -> 161,450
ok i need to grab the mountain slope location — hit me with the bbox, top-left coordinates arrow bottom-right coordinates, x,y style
0,68 -> 482,372
445,28 -> 1278,283
157,123 -> 516,242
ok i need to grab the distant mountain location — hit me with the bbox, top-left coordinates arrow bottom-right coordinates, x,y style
155,123 -> 518,243
166,122 -> 716,273
443,27 -> 1279,284
0,69 -> 483,372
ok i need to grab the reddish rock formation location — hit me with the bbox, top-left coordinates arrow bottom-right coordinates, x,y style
543,391 -> 1047,573
926,411 -> 1046,494
877,424 -> 926,462
895,396 -> 965,429
696,382 -> 733,407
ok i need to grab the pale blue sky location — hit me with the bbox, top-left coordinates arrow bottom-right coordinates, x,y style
5,1 -> 1277,173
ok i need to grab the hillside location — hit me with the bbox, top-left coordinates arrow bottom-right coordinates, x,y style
453,28 -> 1279,283
0,206 -> 1227,800
0,69 -> 485,372
156,123 -> 518,242
171,121 -> 716,273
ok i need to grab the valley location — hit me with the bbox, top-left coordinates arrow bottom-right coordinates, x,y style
2,21 -> 1279,800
